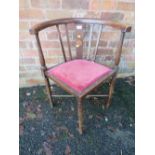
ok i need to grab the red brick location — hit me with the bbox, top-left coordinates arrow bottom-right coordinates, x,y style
19,41 -> 33,48
85,40 -> 107,47
46,10 -> 72,19
19,32 -> 29,40
103,0 -> 116,10
104,55 -> 114,61
27,79 -> 44,85
46,31 -> 59,40
19,41 -> 27,48
89,0 -> 101,10
20,0 -> 29,8
117,2 -> 134,11
19,32 -> 33,41
24,72 -> 42,77
31,0 -> 48,8
89,0 -> 116,10
19,21 -> 29,31
25,66 -> 40,70
66,23 -> 76,30
123,40 -> 135,48
31,0 -> 60,8
41,41 -> 60,49
45,58 -> 58,64
97,48 -> 113,55
48,50 -> 62,56
109,40 -> 135,49
22,50 -> 38,57
101,12 -> 124,21
48,0 -> 61,8
123,12 -> 135,23
38,32 -> 47,40
30,21 -> 41,27
109,41 -> 118,48
20,58 -> 36,64
125,54 -> 135,61
84,11 -> 101,18
122,47 -> 134,54
19,9 -> 44,19
101,32 -> 120,41
99,41 -> 108,47
62,0 -> 89,9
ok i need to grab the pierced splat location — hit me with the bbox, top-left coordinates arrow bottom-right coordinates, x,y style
76,24 -> 84,59
87,24 -> 93,60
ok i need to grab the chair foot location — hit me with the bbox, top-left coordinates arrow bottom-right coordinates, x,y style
44,75 -> 54,108
77,97 -> 83,135
105,75 -> 117,109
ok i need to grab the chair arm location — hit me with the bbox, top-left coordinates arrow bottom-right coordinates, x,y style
107,22 -> 131,32
29,18 -> 132,35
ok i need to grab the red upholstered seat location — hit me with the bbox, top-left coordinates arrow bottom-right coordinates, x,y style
46,59 -> 112,93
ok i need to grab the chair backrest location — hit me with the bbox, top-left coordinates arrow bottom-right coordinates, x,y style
30,18 -> 131,70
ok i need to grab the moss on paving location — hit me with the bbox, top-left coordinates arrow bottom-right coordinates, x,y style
19,76 -> 135,155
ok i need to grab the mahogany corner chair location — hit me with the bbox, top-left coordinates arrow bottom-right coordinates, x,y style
30,18 -> 131,134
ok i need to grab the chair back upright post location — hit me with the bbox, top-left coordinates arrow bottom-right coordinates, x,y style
34,33 -> 47,71
114,31 -> 126,68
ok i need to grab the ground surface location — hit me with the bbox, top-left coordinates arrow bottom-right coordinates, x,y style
19,76 -> 135,155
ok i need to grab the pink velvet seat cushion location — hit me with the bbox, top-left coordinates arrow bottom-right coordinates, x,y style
47,59 -> 112,93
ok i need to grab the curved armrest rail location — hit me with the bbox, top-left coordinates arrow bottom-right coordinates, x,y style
29,18 -> 131,35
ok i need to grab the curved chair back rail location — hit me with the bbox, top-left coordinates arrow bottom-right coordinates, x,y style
30,18 -> 131,34
30,18 -> 131,70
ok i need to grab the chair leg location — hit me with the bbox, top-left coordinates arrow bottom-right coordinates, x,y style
77,97 -> 83,134
44,75 -> 54,108
106,74 -> 117,109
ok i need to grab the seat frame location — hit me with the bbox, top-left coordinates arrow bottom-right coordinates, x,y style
30,18 -> 131,134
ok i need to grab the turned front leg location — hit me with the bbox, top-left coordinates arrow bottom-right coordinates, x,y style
77,97 -> 83,134
44,74 -> 54,108
106,74 -> 117,109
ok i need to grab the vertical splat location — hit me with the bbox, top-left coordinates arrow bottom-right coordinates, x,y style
93,24 -> 103,61
56,25 -> 67,62
87,24 -> 93,60
76,24 -> 84,59
65,24 -> 72,60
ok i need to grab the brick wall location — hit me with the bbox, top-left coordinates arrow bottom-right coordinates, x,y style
19,0 -> 135,87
